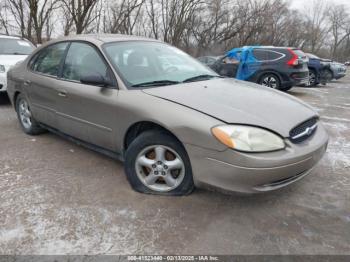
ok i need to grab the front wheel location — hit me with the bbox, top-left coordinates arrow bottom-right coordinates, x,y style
320,69 -> 333,85
124,131 -> 194,196
259,73 -> 281,89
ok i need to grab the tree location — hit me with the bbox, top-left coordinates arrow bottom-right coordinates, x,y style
190,0 -> 230,55
157,0 -> 202,46
105,0 -> 145,34
27,0 -> 60,43
2,0 -> 350,61
4,0 -> 32,39
0,0 -> 11,34
327,4 -> 350,60
60,0 -> 100,34
302,0 -> 330,53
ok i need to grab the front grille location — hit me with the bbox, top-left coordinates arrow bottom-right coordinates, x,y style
289,117 -> 318,143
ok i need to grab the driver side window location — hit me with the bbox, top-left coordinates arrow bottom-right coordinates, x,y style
32,42 -> 68,76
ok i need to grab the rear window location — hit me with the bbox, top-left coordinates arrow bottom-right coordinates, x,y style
253,49 -> 268,61
31,42 -> 68,76
293,49 -> 307,58
268,51 -> 284,60
0,38 -> 35,55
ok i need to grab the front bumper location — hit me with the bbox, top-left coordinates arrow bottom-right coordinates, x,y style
185,122 -> 328,193
333,71 -> 346,80
0,72 -> 7,92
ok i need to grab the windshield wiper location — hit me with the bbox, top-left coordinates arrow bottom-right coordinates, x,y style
131,80 -> 180,87
183,74 -> 221,83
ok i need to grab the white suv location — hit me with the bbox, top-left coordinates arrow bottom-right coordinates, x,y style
0,34 -> 35,92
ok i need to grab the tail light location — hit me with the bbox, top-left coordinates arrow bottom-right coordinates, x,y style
287,48 -> 299,66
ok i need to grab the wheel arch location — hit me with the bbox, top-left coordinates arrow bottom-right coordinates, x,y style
123,121 -> 184,153
13,91 -> 21,111
257,70 -> 283,85
325,67 -> 334,79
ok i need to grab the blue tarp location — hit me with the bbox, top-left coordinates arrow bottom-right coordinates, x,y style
226,46 -> 262,80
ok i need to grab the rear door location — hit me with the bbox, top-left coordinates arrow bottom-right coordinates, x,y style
56,41 -> 118,150
252,48 -> 288,73
26,42 -> 69,127
258,49 -> 287,73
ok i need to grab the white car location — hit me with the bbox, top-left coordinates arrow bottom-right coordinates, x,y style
0,35 -> 35,92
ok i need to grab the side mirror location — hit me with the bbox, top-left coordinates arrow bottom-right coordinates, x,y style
80,73 -> 114,87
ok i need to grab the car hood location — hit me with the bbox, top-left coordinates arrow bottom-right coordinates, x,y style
142,78 -> 317,137
331,62 -> 345,67
0,55 -> 28,69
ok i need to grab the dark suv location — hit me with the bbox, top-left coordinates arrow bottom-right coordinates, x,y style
210,46 -> 309,91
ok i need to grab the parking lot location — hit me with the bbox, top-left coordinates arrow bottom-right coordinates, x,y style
0,77 -> 349,255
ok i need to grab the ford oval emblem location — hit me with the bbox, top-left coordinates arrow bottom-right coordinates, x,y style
306,127 -> 312,136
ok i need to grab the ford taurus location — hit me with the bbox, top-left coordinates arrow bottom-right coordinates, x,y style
7,34 -> 329,195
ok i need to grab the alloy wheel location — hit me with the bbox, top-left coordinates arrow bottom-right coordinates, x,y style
135,145 -> 185,192
262,76 -> 278,89
322,70 -> 333,83
309,71 -> 316,86
18,99 -> 32,130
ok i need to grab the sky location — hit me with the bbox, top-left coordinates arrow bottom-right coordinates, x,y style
291,0 -> 350,9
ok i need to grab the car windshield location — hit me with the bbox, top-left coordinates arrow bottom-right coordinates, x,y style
0,38 -> 35,55
103,41 -> 219,87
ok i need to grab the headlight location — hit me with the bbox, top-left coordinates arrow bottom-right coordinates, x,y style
0,65 -> 5,73
212,125 -> 285,152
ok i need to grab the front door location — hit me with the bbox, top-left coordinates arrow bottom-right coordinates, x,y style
56,42 -> 118,151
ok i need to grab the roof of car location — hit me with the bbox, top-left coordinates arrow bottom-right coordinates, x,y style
54,34 -> 160,43
246,46 -> 298,49
0,34 -> 25,40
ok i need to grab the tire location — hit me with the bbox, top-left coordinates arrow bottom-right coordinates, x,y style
320,69 -> 333,85
307,69 -> 318,87
280,85 -> 293,92
16,94 -> 45,135
259,73 -> 281,89
124,130 -> 194,196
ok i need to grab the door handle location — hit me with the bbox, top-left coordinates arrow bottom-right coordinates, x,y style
58,90 -> 67,97
24,80 -> 31,86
